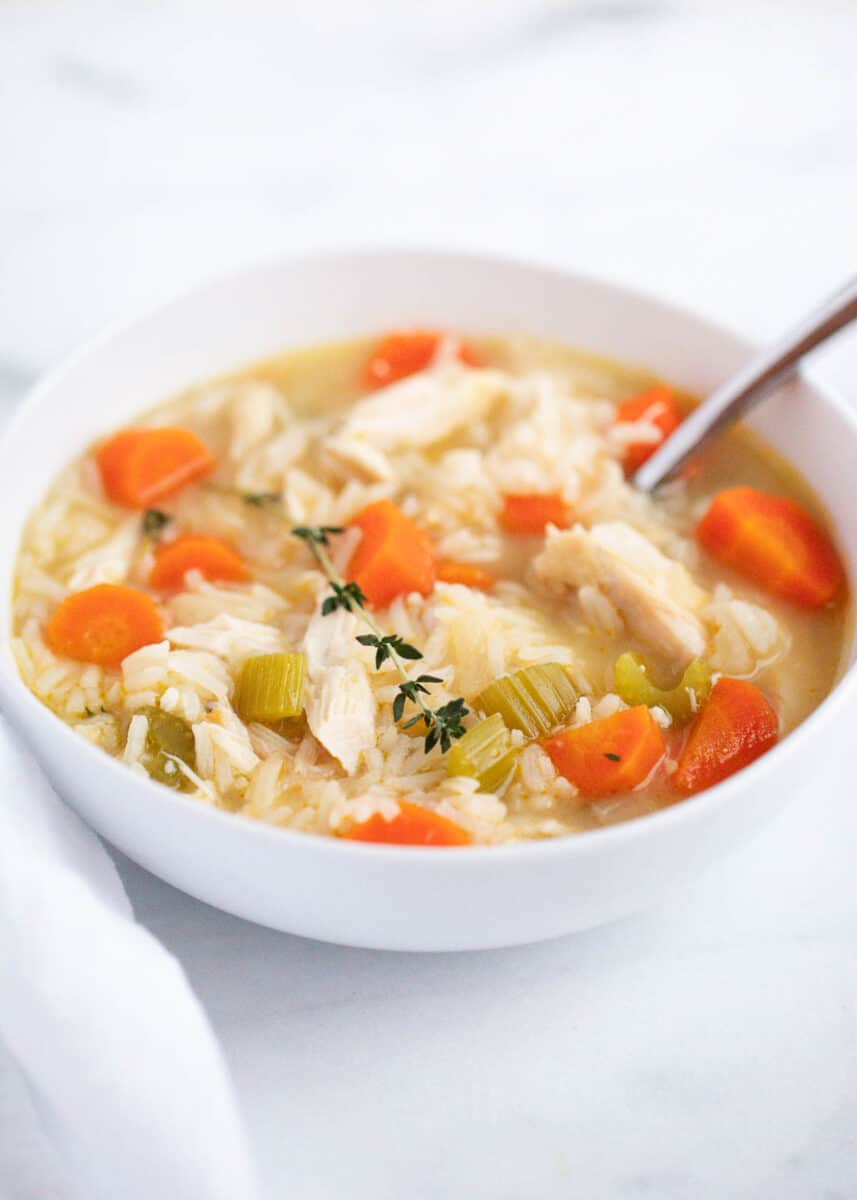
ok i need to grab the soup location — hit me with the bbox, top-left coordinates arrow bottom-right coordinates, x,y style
11,331 -> 849,845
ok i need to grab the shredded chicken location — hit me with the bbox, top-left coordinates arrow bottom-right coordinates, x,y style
165,613 -> 289,668
66,516 -> 141,590
323,434 -> 394,482
301,607 -> 376,773
534,521 -> 708,668
338,364 -> 506,450
227,382 -> 285,462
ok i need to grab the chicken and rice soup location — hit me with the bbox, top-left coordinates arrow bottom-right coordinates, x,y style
12,331 -> 849,845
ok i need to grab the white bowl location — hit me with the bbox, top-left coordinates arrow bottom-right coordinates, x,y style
1,250 -> 854,951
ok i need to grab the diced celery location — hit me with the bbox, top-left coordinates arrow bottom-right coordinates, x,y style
614,652 -> 712,724
234,653 -> 307,723
138,705 -> 196,790
475,663 -> 577,738
447,713 -> 517,792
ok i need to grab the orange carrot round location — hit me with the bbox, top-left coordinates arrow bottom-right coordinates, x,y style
363,330 -> 480,389
347,499 -> 435,608
673,677 -> 778,795
96,428 -> 215,509
344,801 -> 472,846
46,584 -> 163,667
543,706 -> 666,796
615,385 -> 683,472
696,486 -> 844,608
436,560 -> 495,591
149,534 -> 249,592
499,492 -> 573,536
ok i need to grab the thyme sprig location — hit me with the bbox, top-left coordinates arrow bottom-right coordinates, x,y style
213,489 -> 470,753
291,524 -> 345,544
290,523 -> 469,753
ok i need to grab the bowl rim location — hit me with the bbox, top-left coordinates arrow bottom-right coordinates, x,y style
2,245 -> 855,864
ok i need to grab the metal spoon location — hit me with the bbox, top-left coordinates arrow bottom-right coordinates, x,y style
634,275 -> 857,492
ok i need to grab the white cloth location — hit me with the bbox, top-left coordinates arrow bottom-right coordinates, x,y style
0,716 -> 259,1200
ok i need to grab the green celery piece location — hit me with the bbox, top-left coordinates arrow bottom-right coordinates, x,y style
234,652 -> 307,723
475,663 -> 577,738
447,713 -> 517,792
138,705 -> 196,791
614,652 -> 711,725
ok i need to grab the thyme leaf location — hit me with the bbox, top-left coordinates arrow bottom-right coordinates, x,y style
356,632 -> 423,669
142,508 -> 170,538
292,524 -> 345,546
321,580 -> 367,615
244,491 -> 283,509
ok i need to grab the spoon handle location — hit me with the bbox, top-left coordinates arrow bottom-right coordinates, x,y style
634,275 -> 857,491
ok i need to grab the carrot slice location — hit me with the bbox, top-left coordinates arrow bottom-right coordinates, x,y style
46,584 -> 163,667
696,486 -> 844,608
500,493 -> 573,536
96,428 -> 215,509
615,385 -> 683,472
673,677 -> 778,795
344,801 -> 472,846
347,499 -> 435,608
436,560 -> 495,591
363,330 -> 480,389
149,534 -> 249,592
543,706 -> 666,797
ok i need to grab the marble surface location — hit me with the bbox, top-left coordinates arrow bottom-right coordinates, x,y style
2,1 -> 857,1197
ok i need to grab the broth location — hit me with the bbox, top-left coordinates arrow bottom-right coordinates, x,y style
11,333 -> 850,843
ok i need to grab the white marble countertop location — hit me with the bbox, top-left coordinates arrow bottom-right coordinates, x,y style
2,2 -> 857,1197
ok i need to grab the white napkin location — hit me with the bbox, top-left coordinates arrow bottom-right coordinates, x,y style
0,715 -> 259,1200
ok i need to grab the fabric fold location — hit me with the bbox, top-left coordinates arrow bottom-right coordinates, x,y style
0,718 -> 258,1200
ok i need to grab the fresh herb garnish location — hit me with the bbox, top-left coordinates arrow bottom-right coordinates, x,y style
292,524 -> 345,545
421,696 -> 469,754
244,491 -> 285,509
356,632 -> 423,669
221,488 -> 470,756
321,581 -> 367,616
203,483 -> 283,510
288,521 -> 469,756
142,508 -> 170,537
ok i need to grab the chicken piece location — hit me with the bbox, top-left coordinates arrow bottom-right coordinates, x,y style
535,522 -> 708,668
301,607 -> 376,773
323,434 -> 394,482
166,613 -> 290,669
227,383 -> 285,462
339,364 -> 506,450
67,516 -> 141,590
234,426 -> 310,494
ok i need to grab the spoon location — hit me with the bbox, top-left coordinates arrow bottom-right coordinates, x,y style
634,275 -> 857,492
